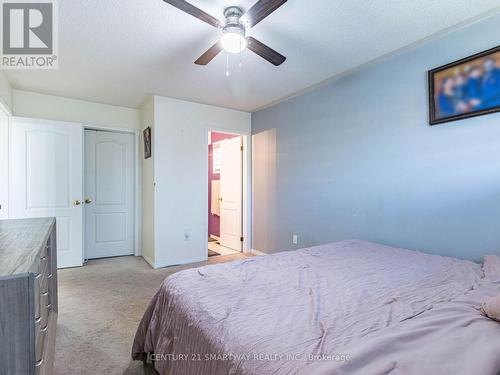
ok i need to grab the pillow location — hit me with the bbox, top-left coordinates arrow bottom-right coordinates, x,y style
483,255 -> 500,282
481,294 -> 500,322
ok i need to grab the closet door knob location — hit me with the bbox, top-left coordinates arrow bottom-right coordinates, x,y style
74,200 -> 81,206
85,198 -> 92,204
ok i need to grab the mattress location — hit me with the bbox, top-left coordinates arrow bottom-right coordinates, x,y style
132,240 -> 500,375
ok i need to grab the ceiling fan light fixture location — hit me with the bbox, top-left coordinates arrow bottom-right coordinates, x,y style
163,0 -> 287,66
220,25 -> 247,54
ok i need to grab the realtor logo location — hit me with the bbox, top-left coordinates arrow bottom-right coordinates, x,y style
1,0 -> 58,69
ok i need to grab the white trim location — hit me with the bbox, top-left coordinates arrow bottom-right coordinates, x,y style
209,234 -> 220,241
251,249 -> 267,256
134,129 -> 141,257
155,256 -> 206,269
82,124 -> 142,258
84,124 -> 138,134
242,133 -> 252,254
0,98 -> 12,116
141,253 -> 155,269
0,107 -> 9,220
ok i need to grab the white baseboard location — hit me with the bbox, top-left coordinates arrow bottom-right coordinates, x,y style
154,256 -> 207,269
142,253 -> 155,269
251,249 -> 267,256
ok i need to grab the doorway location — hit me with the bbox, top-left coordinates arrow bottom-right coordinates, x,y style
84,129 -> 135,260
208,131 -> 243,257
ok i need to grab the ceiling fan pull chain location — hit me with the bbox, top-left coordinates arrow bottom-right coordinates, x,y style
226,53 -> 230,77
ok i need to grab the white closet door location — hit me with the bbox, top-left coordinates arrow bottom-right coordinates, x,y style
9,117 -> 83,268
0,112 -> 8,219
220,136 -> 243,251
84,130 -> 134,259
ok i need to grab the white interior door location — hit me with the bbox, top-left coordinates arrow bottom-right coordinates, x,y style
0,112 -> 8,220
84,130 -> 134,259
220,136 -> 243,251
9,117 -> 83,268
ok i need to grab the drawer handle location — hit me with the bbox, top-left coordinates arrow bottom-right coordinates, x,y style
47,274 -> 52,279
41,291 -> 48,296
35,317 -> 41,324
34,273 -> 41,279
35,359 -> 43,367
41,325 -> 48,332
40,256 -> 47,261
46,303 -> 52,309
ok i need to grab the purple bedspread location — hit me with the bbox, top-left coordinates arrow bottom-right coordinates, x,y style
132,240 -> 500,375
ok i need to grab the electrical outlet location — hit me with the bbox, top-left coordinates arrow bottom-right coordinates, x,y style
292,234 -> 298,245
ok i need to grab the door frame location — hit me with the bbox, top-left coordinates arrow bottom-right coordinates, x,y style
0,100 -> 11,220
206,129 -> 251,254
83,124 -> 141,258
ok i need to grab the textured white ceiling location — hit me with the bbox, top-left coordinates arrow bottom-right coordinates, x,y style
5,0 -> 500,111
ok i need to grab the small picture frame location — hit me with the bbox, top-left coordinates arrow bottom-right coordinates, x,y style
143,126 -> 152,159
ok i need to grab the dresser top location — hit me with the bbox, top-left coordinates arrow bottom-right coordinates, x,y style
0,218 -> 55,276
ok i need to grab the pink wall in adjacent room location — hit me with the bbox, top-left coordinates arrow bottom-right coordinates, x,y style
208,132 -> 239,238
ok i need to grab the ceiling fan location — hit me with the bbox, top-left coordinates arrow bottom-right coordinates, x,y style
163,0 -> 287,66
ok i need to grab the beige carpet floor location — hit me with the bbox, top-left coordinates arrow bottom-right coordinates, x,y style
54,253 -> 250,375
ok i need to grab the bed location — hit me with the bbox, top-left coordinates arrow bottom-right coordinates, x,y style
132,240 -> 500,375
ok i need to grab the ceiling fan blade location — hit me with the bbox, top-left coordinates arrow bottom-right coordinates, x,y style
244,0 -> 288,28
195,41 -> 223,65
163,0 -> 222,28
247,37 -> 286,66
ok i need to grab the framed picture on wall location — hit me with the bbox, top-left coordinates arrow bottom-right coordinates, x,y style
429,45 -> 500,125
143,126 -> 152,159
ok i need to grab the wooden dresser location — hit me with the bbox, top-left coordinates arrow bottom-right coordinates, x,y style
0,218 -> 58,375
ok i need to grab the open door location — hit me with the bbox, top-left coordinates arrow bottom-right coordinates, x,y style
9,117 -> 84,268
219,136 -> 243,251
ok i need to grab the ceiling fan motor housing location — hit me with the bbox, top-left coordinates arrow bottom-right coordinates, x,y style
223,6 -> 245,36
224,6 -> 244,25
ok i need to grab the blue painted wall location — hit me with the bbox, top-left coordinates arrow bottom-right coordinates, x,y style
252,13 -> 500,261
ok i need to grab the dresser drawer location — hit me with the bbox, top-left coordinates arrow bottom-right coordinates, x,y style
35,358 -> 44,375
47,271 -> 54,295
40,291 -> 50,328
38,254 -> 48,279
38,271 -> 48,295
35,318 -> 48,363
34,273 -> 41,319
